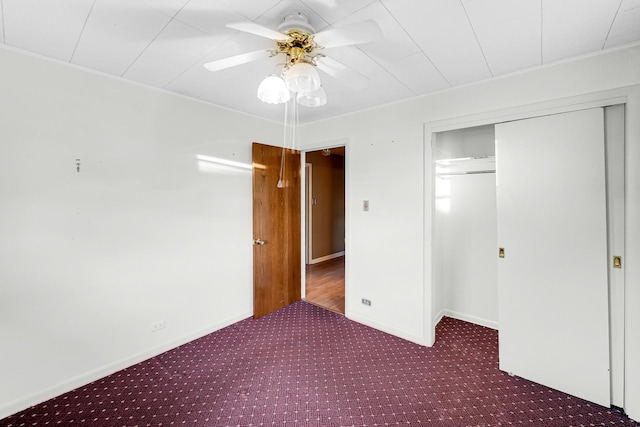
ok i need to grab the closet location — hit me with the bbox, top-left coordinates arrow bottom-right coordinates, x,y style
433,125 -> 498,329
433,106 -> 625,409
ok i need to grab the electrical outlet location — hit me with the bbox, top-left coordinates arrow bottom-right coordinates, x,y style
151,320 -> 166,332
362,298 -> 372,306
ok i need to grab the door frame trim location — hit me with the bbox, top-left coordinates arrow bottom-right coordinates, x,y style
300,138 -> 350,314
305,163 -> 313,266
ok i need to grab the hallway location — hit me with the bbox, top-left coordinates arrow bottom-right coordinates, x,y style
304,256 -> 345,314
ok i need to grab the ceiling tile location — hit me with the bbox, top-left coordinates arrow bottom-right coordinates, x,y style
381,0 -> 491,86
475,12 -> 541,76
70,23 -> 148,77
333,1 -> 420,62
70,0 -> 174,76
130,0 -> 191,18
462,0 -> 540,32
439,54 -> 493,86
255,0 -> 331,34
215,0 -> 283,21
89,0 -> 173,38
167,41 -> 279,99
164,62 -> 228,99
620,0 -> 640,12
299,73 -> 382,123
123,1 -> 256,88
605,0 -> 640,48
329,1 -> 448,94
464,0 -> 541,76
173,0 -> 248,35
301,0 -> 378,24
377,52 -> 450,95
123,20 -> 222,88
542,0 -> 620,63
320,46 -> 414,104
2,0 -> 95,62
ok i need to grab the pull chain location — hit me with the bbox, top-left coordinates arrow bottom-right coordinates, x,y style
278,96 -> 298,188
277,98 -> 289,188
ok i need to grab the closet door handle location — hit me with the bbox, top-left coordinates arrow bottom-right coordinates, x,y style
613,256 -> 622,268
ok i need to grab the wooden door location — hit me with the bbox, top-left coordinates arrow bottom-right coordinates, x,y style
496,108 -> 610,406
252,142 -> 301,318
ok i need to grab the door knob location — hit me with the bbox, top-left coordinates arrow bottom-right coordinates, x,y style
253,239 -> 266,245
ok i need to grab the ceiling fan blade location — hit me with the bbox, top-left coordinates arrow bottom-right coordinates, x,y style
315,55 -> 370,90
227,21 -> 289,41
203,49 -> 272,72
313,20 -> 383,49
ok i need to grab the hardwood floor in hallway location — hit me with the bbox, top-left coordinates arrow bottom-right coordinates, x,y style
304,256 -> 345,314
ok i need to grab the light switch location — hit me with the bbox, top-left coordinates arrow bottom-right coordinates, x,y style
363,200 -> 369,211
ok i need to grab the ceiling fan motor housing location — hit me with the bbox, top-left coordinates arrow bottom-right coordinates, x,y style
277,31 -> 316,64
275,14 -> 318,66
277,13 -> 315,34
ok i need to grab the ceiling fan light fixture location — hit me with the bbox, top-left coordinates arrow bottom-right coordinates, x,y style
297,86 -> 327,107
257,75 -> 291,104
284,62 -> 321,94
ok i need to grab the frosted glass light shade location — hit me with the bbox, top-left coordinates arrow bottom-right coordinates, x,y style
297,86 -> 327,107
284,62 -> 321,94
257,75 -> 290,104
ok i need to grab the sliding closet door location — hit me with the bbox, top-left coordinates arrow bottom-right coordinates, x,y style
496,108 -> 610,407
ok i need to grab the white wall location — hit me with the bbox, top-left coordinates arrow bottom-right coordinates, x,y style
299,44 -> 640,421
0,47 -> 285,418
434,172 -> 498,328
301,118 -> 427,344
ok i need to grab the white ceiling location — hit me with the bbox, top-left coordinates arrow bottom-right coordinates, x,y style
1,0 -> 639,124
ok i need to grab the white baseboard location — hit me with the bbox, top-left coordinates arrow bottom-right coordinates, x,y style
433,308 -> 446,327
309,251 -> 345,264
441,309 -> 499,330
0,311 -> 252,420
347,312 -> 426,346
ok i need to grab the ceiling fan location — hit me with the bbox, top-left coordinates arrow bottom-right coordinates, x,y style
203,13 -> 383,106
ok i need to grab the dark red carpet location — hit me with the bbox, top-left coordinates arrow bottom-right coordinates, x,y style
2,301 -> 637,426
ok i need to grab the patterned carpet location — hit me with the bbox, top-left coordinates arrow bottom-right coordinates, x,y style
2,301 -> 638,426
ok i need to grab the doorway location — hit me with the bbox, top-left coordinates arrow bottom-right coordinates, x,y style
303,146 -> 346,314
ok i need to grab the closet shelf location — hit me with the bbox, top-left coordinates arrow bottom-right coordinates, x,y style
435,156 -> 495,176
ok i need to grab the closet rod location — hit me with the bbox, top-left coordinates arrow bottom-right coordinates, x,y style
436,170 -> 496,176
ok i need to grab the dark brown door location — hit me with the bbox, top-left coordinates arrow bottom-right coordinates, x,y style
252,142 -> 301,318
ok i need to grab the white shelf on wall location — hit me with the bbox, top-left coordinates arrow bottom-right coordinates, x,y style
435,156 -> 495,176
